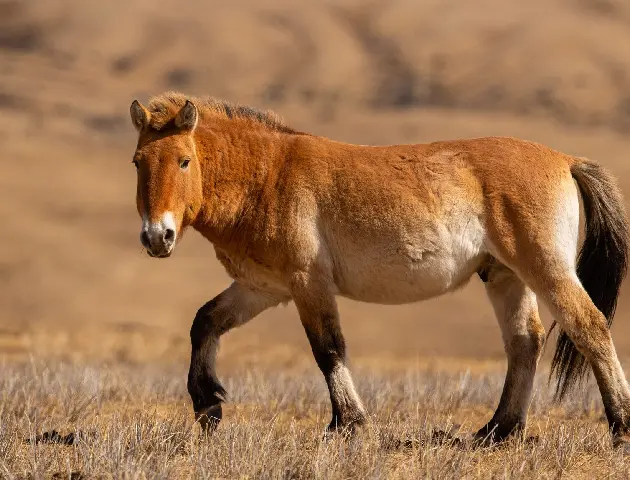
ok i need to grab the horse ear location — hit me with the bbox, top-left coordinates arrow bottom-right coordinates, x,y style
174,100 -> 198,131
130,100 -> 151,132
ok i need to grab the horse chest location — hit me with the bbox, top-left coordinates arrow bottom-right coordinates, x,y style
214,247 -> 290,294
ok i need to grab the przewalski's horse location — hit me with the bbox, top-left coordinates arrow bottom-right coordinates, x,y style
129,92 -> 630,447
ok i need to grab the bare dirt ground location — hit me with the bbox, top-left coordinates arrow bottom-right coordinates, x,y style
2,0 -> 630,477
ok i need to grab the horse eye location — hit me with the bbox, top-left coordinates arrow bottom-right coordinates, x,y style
132,160 -> 139,169
180,158 -> 190,169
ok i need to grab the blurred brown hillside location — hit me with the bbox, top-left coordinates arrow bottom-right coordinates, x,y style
2,0 -> 630,365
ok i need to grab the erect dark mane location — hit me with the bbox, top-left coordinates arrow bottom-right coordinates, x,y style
146,91 -> 298,134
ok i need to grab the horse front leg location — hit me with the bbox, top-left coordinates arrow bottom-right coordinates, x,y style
290,271 -> 367,433
187,282 -> 283,432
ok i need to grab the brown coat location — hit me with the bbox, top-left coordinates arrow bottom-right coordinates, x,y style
130,92 -> 630,447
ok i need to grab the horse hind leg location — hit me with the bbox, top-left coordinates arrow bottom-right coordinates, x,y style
485,158 -> 630,447
534,272 -> 630,444
475,259 -> 545,443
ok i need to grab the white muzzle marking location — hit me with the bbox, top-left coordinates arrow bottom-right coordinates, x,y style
140,212 -> 177,257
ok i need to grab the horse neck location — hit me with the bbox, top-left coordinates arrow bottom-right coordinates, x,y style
192,120 -> 286,248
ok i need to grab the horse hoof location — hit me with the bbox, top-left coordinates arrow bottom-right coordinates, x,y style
195,404 -> 223,435
323,417 -> 367,440
472,423 -> 521,448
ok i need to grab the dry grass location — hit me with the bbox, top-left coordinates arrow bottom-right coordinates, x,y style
1,358 -> 629,479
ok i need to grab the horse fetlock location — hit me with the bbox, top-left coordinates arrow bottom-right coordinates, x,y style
187,372 -> 226,413
329,405 -> 368,428
195,404 -> 223,433
609,405 -> 630,437
474,418 -> 525,445
188,377 -> 225,433
611,416 -> 630,452
326,412 -> 368,435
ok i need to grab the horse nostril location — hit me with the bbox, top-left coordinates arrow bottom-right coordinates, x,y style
164,228 -> 175,243
140,230 -> 151,248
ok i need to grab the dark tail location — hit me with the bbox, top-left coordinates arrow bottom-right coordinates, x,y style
550,158 -> 630,401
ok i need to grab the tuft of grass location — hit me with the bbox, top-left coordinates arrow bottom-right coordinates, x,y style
0,359 -> 628,479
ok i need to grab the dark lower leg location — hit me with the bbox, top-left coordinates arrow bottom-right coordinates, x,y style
475,334 -> 541,442
188,334 -> 225,431
187,283 -> 281,432
545,283 -> 630,445
478,265 -> 544,443
291,275 -> 366,431
305,328 -> 367,430
580,329 -> 630,438
326,365 -> 367,431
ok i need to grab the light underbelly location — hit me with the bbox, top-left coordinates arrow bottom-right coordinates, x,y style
336,250 -> 486,304
331,218 -> 487,305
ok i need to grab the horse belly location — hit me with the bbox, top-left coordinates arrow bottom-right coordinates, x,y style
332,216 -> 487,304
